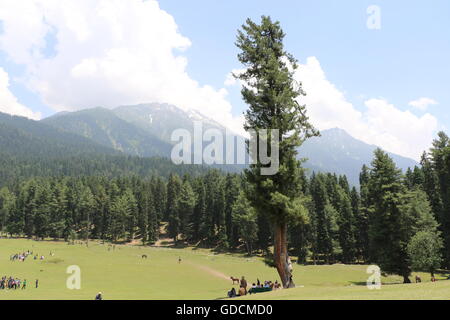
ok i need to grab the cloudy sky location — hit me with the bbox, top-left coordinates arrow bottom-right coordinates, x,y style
0,0 -> 448,161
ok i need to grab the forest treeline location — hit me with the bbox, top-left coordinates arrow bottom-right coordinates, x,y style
0,154 -> 216,187
0,132 -> 448,281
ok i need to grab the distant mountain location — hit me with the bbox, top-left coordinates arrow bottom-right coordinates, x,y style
0,111 -> 215,186
113,103 -> 227,144
43,107 -> 173,157
299,128 -> 419,186
0,111 -> 119,159
40,104 -> 419,186
42,103 -> 228,158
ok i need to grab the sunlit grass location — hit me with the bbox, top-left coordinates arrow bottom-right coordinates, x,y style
0,239 -> 448,300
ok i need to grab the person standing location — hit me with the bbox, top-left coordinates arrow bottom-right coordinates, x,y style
35,279 -> 39,288
240,276 -> 248,295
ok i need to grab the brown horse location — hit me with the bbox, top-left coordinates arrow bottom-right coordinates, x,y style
230,277 -> 239,285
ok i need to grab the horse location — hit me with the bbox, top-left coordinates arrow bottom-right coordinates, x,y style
230,277 -> 240,285
415,275 -> 422,283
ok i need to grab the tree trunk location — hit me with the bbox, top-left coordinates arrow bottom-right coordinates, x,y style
403,274 -> 411,283
274,223 -> 295,288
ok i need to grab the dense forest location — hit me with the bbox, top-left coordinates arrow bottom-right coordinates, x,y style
0,153 -> 213,188
0,131 -> 448,282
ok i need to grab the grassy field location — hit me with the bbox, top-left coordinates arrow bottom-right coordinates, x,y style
0,238 -> 449,300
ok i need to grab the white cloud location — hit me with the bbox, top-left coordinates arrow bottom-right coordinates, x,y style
0,67 -> 41,120
224,72 -> 237,87
294,57 -> 438,161
0,0 -> 440,157
224,69 -> 247,87
0,0 -> 245,135
408,97 -> 438,111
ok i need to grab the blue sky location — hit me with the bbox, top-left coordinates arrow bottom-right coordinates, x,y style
158,0 -> 449,123
0,0 -> 448,160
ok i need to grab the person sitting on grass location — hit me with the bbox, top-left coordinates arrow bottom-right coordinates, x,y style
274,280 -> 281,289
227,287 -> 237,298
238,286 -> 246,296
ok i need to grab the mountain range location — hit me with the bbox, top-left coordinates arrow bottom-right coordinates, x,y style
0,111 -> 119,159
299,128 -> 418,186
43,103 -> 227,158
0,103 -> 419,186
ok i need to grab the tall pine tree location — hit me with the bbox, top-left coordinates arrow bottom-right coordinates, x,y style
236,16 -> 317,288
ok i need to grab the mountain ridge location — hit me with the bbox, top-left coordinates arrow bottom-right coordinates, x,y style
1,103 -> 419,187
0,111 -> 120,159
299,127 -> 418,185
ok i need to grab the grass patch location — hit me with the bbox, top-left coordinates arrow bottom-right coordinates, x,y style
45,258 -> 65,264
0,238 -> 448,300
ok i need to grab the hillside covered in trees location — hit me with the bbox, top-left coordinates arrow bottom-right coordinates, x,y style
0,131 -> 448,282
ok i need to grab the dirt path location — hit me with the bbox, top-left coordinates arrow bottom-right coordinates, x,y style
187,261 -> 230,281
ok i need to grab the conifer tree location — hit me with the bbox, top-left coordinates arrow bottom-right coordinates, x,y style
336,187 -> 356,263
166,174 -> 182,241
366,149 -> 437,283
176,180 -> 196,241
429,132 -> 450,267
232,191 -> 259,255
0,187 -> 15,235
235,16 -> 317,288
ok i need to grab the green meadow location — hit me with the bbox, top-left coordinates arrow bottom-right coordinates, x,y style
0,238 -> 449,300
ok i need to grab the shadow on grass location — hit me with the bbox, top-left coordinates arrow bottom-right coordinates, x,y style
348,281 -> 402,286
349,270 -> 450,287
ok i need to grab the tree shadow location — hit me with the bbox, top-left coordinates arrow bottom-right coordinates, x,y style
348,281 -> 404,286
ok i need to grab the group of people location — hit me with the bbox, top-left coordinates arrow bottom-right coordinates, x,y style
5,250 -> 44,292
10,250 -> 32,262
251,279 -> 282,291
10,250 -> 47,262
0,277 -> 39,290
0,277 -> 27,290
227,276 -> 282,298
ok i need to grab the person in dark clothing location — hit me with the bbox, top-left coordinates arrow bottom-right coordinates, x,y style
227,287 -> 237,298
95,292 -> 103,300
35,279 -> 39,288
